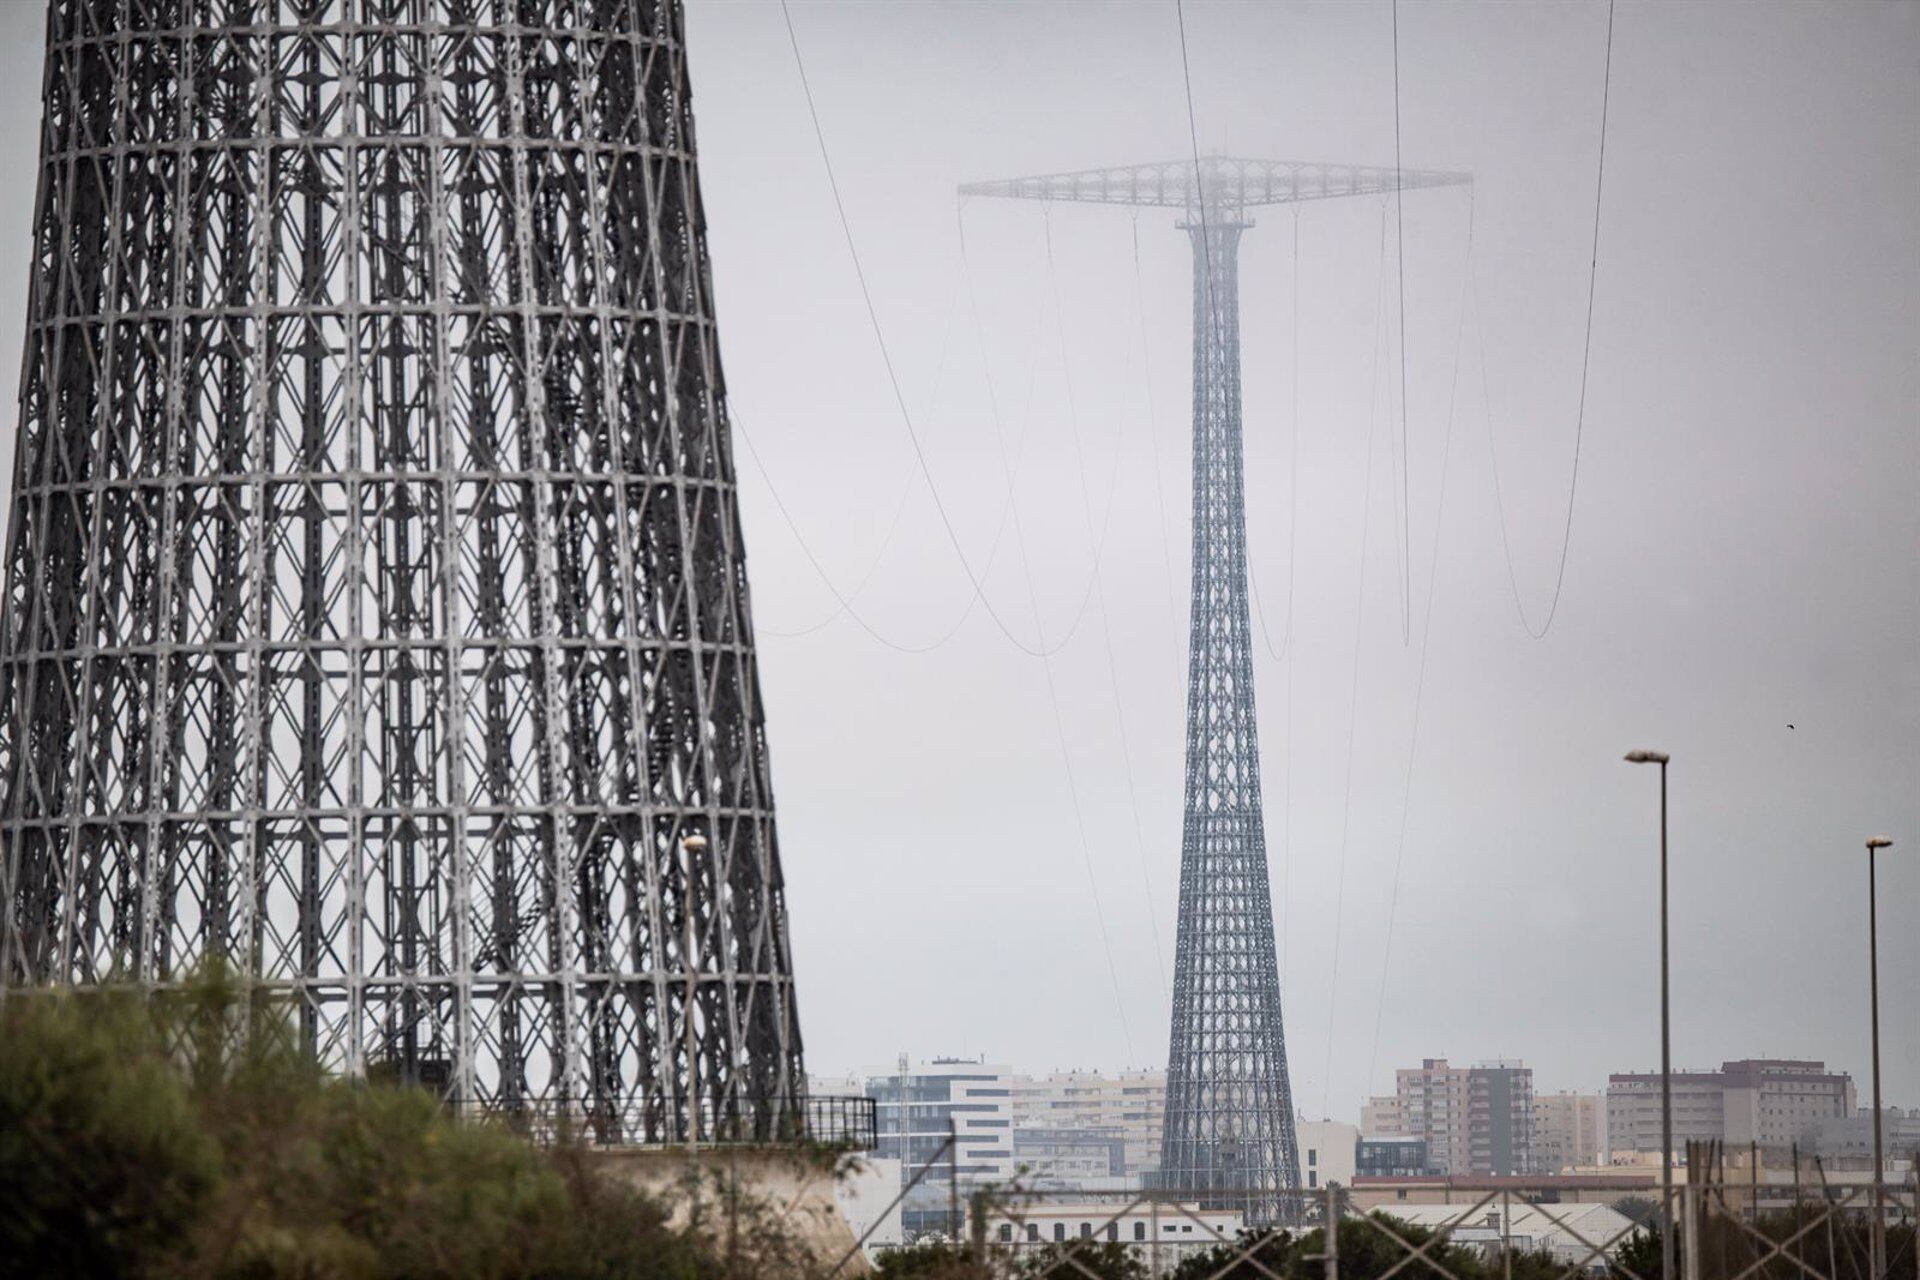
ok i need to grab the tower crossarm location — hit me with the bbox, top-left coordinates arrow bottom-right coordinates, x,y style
959,155 -> 1469,212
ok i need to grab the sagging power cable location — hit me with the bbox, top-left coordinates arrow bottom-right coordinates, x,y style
1484,0 -> 1616,639
780,0 -> 1119,658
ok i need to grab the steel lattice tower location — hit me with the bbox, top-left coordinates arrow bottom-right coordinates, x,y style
0,0 -> 805,1141
963,157 -> 1467,1219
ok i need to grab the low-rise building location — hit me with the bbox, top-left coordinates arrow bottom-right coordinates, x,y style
1350,1173 -> 1658,1213
1298,1120 -> 1359,1189
834,1156 -> 906,1255
1358,1136 -> 1432,1178
1380,1202 -> 1640,1268
979,1199 -> 1244,1269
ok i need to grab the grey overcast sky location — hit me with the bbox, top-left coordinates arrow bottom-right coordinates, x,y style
0,1 -> 1912,1122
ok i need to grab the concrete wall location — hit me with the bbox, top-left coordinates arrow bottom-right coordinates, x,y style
590,1146 -> 870,1273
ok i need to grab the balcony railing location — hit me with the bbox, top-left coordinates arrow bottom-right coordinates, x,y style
460,1092 -> 878,1151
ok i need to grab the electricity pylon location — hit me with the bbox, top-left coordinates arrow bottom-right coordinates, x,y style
962,156 -> 1469,1219
0,0 -> 805,1142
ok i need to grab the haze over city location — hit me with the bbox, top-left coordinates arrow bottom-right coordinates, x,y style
682,1 -> 1917,1115
0,0 -> 1911,1119
0,3 -> 1912,1273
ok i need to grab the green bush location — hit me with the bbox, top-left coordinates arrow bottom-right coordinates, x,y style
0,974 -> 784,1280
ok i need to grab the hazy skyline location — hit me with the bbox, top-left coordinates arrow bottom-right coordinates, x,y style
0,1 -> 1911,1121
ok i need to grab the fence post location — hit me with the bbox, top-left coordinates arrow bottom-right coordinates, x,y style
1325,1183 -> 1340,1280
1502,1190 -> 1512,1280
969,1190 -> 987,1269
1681,1183 -> 1703,1280
948,1120 -> 962,1242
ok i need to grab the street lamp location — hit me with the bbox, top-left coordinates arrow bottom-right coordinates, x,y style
1863,835 -> 1893,1280
682,832 -> 710,1144
1625,749 -> 1674,1280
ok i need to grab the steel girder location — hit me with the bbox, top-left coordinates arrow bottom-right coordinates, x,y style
0,0 -> 805,1141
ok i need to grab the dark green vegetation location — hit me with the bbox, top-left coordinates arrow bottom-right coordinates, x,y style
0,974 -> 785,1280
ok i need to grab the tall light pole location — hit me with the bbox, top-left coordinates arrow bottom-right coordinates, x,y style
1864,835 -> 1893,1280
1626,749 -> 1674,1280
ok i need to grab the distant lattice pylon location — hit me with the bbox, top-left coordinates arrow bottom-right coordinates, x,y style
0,0 -> 805,1142
962,155 -> 1468,1221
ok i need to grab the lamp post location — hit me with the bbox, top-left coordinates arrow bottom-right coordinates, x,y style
1864,835 -> 1893,1280
682,832 -> 710,1144
1626,749 -> 1674,1280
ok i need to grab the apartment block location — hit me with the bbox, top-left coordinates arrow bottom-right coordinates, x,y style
1385,1058 -> 1535,1176
1607,1059 -> 1855,1156
1534,1092 -> 1606,1172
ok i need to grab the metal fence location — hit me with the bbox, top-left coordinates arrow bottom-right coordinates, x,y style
843,1160 -> 1919,1280
461,1092 -> 877,1151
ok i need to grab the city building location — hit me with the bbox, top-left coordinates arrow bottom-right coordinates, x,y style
979,1199 -> 1244,1268
854,1058 -> 1019,1236
1012,1068 -> 1166,1185
1297,1121 -> 1359,1189
1380,1202 -> 1640,1268
1802,1107 -> 1920,1171
1358,1136 -> 1433,1178
1349,1173 -> 1659,1213
1379,1059 -> 1536,1176
1534,1092 -> 1607,1173
834,1156 -> 906,1255
1607,1060 -> 1856,1156
1012,1130 -> 1129,1188
1361,1095 -> 1406,1139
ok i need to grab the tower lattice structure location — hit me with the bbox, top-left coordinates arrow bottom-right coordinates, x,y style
0,0 -> 805,1141
963,157 -> 1468,1219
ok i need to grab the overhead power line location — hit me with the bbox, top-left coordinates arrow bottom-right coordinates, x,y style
780,0 -> 1122,659
1486,0 -> 1617,640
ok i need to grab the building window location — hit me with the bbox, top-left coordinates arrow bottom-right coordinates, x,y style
1309,1171 -> 1318,1188
1001,1226 -> 1013,1244
1107,1224 -> 1118,1242
1028,1224 -> 1039,1242
1135,1223 -> 1147,1242
1054,1224 -> 1066,1243
1308,1148 -> 1317,1167
1080,1224 -> 1092,1239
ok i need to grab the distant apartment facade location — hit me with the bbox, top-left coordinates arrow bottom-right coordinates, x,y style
1803,1107 -> 1920,1172
842,1058 -> 1019,1235
1370,1058 -> 1536,1175
1012,1068 -> 1166,1185
1607,1059 -> 1856,1156
1361,1094 -> 1406,1139
1534,1092 -> 1607,1172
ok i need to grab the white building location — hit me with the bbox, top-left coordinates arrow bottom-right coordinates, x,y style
1607,1059 -> 1855,1155
980,1199 -> 1244,1269
852,1057 -> 1020,1236
834,1156 -> 905,1255
1297,1120 -> 1359,1189
1382,1202 -> 1639,1269
1013,1068 -> 1166,1183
